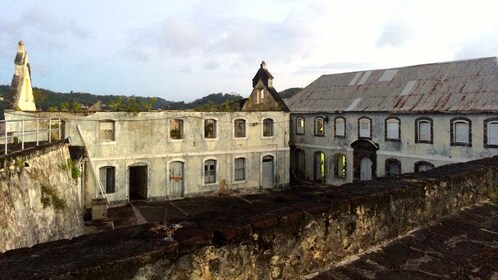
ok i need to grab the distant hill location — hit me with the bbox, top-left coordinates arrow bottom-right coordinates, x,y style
279,87 -> 302,99
0,86 -> 300,118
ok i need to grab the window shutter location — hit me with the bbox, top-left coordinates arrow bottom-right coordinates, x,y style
488,123 -> 498,145
335,119 -> 345,136
455,122 -> 468,143
419,122 -> 430,141
359,119 -> 370,138
386,120 -> 399,139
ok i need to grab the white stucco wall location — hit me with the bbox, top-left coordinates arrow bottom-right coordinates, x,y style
9,111 -> 290,207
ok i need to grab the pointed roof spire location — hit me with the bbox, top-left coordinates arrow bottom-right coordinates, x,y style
253,60 -> 274,88
4,41 -> 36,111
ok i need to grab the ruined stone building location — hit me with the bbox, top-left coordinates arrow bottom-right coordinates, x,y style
286,58 -> 498,185
3,42 -> 290,209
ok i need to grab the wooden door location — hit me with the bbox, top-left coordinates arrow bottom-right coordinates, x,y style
360,157 -> 373,181
169,161 -> 184,198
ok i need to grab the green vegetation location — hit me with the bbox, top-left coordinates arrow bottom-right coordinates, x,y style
61,158 -> 80,180
41,185 -> 67,211
109,96 -> 157,115
194,100 -> 235,112
15,158 -> 26,168
0,85 -> 299,117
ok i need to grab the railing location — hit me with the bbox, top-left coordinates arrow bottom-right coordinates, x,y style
0,117 -> 62,155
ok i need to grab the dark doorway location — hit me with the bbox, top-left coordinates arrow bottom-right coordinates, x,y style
262,155 -> 275,188
351,140 -> 379,182
314,151 -> 325,183
129,165 -> 148,200
296,149 -> 305,179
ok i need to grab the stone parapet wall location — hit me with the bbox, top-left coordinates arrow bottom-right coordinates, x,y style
0,142 -> 84,252
0,156 -> 496,279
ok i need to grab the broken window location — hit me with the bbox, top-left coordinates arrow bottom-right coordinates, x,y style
415,117 -> 433,143
204,119 -> 217,139
99,120 -> 115,142
296,117 -> 305,135
170,119 -> 183,140
99,166 -> 115,193
358,117 -> 371,139
385,159 -> 401,177
234,158 -> 245,181
385,117 -> 400,141
335,117 -> 345,137
314,117 -> 324,136
204,159 -> 216,184
263,118 -> 274,137
234,119 -> 246,138
334,153 -> 346,178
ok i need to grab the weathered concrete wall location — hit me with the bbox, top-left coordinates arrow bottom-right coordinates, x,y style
0,142 -> 84,252
0,156 -> 496,279
291,112 -> 498,185
6,110 -> 290,208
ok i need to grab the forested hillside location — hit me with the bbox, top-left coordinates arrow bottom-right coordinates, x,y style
279,87 -> 302,99
0,85 -> 300,118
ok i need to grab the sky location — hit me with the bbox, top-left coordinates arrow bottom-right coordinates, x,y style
0,0 -> 497,102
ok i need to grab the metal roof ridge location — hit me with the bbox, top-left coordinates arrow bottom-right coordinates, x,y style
318,56 -> 498,76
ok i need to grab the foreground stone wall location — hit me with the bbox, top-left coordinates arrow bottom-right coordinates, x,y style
0,142 -> 84,252
0,156 -> 496,279
135,158 -> 497,279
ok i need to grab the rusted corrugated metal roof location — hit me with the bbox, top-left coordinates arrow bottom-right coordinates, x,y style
287,57 -> 498,113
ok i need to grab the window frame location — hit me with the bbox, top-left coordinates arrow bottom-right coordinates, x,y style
99,166 -> 116,194
385,158 -> 401,177
358,117 -> 372,139
334,153 -> 347,178
484,118 -> 498,148
169,119 -> 184,140
233,157 -> 246,182
99,120 -> 115,142
450,117 -> 472,147
203,118 -> 218,140
296,117 -> 305,135
415,117 -> 433,144
262,118 -> 274,138
233,118 -> 247,139
334,117 -> 346,138
204,159 -> 217,184
314,117 -> 325,137
385,117 -> 401,141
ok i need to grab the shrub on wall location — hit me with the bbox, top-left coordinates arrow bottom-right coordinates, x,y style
41,185 -> 67,211
60,158 -> 80,180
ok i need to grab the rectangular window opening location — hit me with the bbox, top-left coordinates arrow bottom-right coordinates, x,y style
99,121 -> 115,142
234,158 -> 245,181
234,119 -> 246,138
204,160 -> 216,183
170,119 -> 183,140
204,119 -> 217,139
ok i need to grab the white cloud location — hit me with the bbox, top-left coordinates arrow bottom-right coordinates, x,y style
455,30 -> 498,60
1,0 -> 497,100
375,21 -> 415,48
